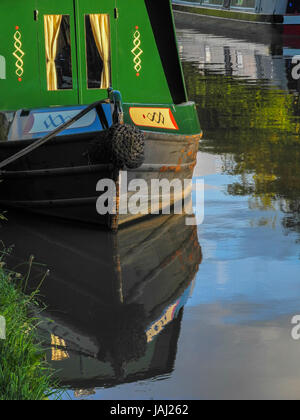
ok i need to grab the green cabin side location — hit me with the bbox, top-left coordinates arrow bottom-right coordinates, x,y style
0,0 -> 200,135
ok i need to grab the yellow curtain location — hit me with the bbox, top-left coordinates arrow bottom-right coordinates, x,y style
44,15 -> 62,91
89,14 -> 110,89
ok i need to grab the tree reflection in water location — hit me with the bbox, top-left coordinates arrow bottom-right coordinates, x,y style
182,46 -> 300,240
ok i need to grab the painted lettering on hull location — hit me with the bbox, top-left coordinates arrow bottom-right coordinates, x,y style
129,107 -> 179,130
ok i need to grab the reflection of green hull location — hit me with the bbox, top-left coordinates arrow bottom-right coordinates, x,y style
44,312 -> 185,390
1,211 -> 202,388
0,0 -> 201,135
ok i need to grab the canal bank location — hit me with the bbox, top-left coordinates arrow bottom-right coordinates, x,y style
0,251 -> 61,400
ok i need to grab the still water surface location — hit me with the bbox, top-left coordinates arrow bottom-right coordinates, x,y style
2,26 -> 300,400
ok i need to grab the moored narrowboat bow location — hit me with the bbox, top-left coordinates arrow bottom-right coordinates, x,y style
0,0 -> 202,230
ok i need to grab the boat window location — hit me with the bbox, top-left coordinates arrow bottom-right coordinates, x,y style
202,0 -> 224,6
44,15 -> 73,91
231,0 -> 255,8
85,14 -> 111,90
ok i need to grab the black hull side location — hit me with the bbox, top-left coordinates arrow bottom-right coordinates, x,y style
0,131 -> 201,229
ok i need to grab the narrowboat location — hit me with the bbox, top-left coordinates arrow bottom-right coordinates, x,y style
173,1 -> 300,38
0,210 -> 202,388
0,0 -> 201,230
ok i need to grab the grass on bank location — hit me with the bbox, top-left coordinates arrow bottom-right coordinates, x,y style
0,254 -> 61,400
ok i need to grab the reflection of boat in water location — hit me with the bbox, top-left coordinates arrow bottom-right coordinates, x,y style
177,27 -> 300,93
0,211 -> 202,389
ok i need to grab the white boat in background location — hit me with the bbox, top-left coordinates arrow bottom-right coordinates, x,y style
173,1 -> 300,36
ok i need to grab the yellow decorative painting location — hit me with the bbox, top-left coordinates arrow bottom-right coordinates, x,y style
131,27 -> 143,75
129,107 -> 179,130
13,29 -> 24,80
51,334 -> 69,361
146,302 -> 179,343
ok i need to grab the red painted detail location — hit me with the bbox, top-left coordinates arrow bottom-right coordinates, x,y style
171,300 -> 180,319
283,25 -> 300,36
129,107 -> 179,131
283,33 -> 300,48
168,109 -> 179,131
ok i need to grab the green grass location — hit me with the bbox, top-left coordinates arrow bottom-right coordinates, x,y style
0,254 -> 62,400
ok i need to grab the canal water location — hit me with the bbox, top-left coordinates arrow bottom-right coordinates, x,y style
2,25 -> 300,400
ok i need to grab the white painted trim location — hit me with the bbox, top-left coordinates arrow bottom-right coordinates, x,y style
0,55 -> 6,80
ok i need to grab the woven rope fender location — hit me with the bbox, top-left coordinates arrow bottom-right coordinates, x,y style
110,123 -> 145,170
0,113 -> 9,140
86,123 -> 145,170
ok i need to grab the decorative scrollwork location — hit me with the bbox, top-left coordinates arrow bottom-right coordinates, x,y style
131,30 -> 143,74
147,112 -> 165,125
13,30 -> 25,78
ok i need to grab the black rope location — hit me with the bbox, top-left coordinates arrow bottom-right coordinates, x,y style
95,102 -> 109,130
0,100 -> 105,171
86,123 -> 145,170
111,124 -> 145,169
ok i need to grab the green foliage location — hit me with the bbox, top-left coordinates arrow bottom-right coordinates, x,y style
183,61 -> 300,235
0,256 -> 62,400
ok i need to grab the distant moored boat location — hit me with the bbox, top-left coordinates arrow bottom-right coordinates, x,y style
172,0 -> 300,36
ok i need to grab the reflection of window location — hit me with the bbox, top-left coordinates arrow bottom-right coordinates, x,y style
205,46 -> 211,63
44,15 -> 73,91
202,0 -> 224,6
236,51 -> 244,69
231,0 -> 255,8
85,14 -> 111,89
51,335 -> 69,361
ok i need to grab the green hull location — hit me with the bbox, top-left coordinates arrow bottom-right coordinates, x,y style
0,0 -> 201,136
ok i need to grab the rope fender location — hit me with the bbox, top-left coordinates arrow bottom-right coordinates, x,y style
87,123 -> 145,170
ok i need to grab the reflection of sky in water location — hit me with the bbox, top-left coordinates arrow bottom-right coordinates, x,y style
189,162 -> 300,325
87,31 -> 300,400
62,29 -> 300,399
